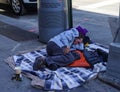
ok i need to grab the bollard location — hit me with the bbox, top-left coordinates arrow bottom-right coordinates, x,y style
38,0 -> 73,43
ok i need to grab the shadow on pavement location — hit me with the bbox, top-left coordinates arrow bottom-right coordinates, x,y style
0,21 -> 38,42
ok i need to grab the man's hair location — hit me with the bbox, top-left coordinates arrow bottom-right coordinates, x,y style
78,32 -> 84,39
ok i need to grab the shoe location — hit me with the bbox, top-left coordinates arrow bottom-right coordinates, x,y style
33,56 -> 45,71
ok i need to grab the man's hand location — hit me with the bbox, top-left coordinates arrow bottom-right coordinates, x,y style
63,46 -> 70,54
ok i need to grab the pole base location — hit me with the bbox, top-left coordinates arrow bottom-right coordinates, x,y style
98,72 -> 120,90
98,43 -> 120,90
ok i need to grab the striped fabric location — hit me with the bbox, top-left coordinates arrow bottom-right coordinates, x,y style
13,43 -> 108,90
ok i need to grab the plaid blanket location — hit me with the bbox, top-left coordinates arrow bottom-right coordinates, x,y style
13,43 -> 108,90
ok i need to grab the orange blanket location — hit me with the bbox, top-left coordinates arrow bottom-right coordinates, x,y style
69,50 -> 91,67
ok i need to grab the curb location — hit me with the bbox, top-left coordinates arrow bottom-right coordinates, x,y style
98,72 -> 120,90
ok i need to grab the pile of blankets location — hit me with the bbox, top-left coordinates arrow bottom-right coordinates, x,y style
6,43 -> 109,90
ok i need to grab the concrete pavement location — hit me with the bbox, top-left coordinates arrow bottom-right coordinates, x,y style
0,4 -> 120,92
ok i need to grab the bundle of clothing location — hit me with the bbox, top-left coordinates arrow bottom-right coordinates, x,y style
10,43 -> 108,90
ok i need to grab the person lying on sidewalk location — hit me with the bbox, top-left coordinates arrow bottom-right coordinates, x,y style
33,25 -> 88,70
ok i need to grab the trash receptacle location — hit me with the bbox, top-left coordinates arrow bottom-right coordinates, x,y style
38,0 -> 72,43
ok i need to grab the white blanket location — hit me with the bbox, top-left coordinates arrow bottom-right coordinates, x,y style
12,43 -> 108,90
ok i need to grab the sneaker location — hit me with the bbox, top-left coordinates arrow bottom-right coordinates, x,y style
33,56 -> 45,71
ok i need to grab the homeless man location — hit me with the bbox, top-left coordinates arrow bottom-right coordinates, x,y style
33,26 -> 88,70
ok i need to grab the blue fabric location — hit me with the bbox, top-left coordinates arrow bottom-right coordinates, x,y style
50,28 -> 79,48
46,41 -> 63,56
13,43 -> 108,90
46,41 -> 80,70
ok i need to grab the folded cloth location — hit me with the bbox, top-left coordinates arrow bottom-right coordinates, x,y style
69,50 -> 91,67
11,44 -> 108,90
83,49 -> 103,67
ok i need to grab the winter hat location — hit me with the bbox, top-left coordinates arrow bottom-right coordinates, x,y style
76,26 -> 88,36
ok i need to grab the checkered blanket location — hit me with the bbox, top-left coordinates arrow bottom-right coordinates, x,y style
13,44 -> 108,90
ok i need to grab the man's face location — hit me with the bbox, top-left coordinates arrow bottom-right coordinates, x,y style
73,38 -> 83,45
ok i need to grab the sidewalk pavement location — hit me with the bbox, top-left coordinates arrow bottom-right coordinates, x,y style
0,8 -> 120,92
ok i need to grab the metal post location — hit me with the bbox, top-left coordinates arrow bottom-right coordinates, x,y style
113,3 -> 120,43
67,0 -> 73,28
98,4 -> 120,89
38,0 -> 71,43
38,0 -> 73,43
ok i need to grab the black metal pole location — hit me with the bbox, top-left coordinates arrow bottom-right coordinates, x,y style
118,3 -> 120,39
113,4 -> 120,42
68,0 -> 73,28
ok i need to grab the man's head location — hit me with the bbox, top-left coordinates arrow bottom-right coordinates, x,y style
73,37 -> 83,45
76,25 -> 88,36
73,25 -> 88,45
